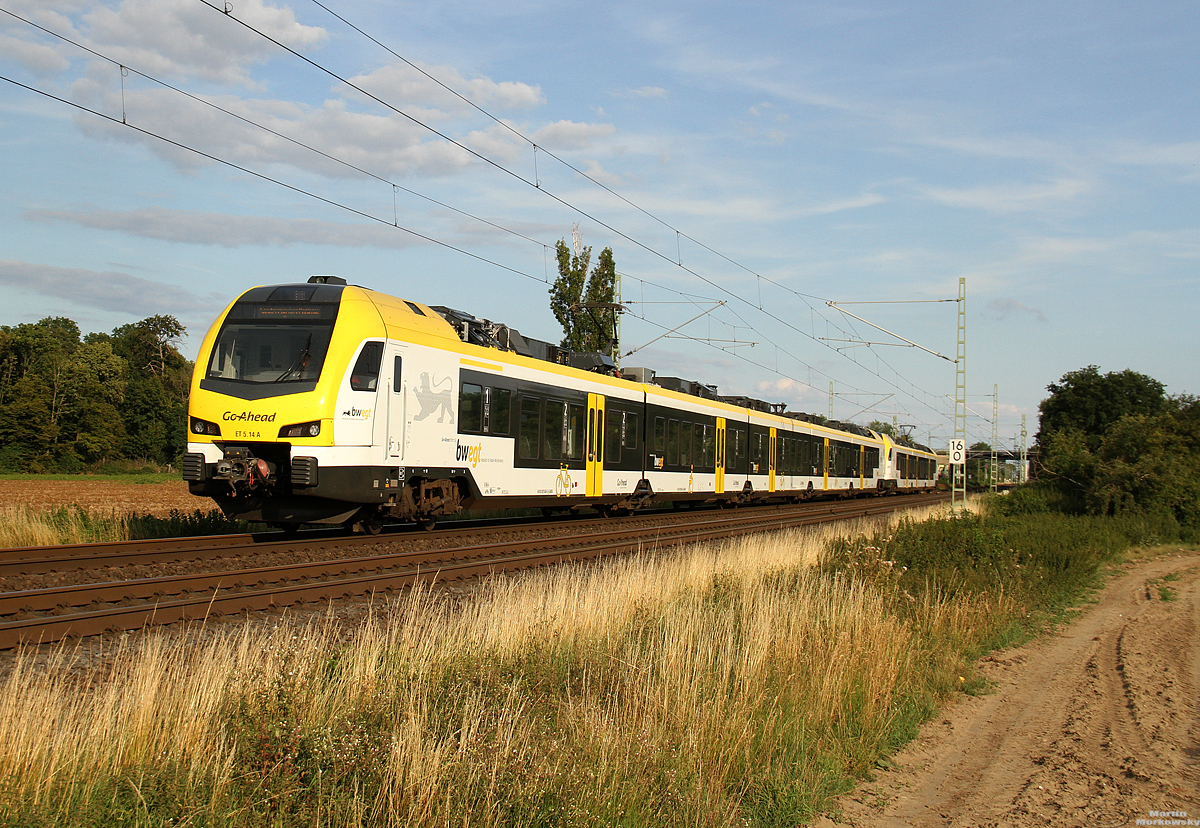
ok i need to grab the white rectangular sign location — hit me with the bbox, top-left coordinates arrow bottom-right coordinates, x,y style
949,439 -> 966,466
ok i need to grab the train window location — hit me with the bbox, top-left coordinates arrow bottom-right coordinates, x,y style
544,401 -> 565,460
703,426 -> 715,467
490,388 -> 511,435
654,417 -> 666,452
393,356 -> 402,393
460,383 -> 483,432
680,422 -> 693,467
404,301 -> 425,316
866,447 -> 879,475
207,308 -> 336,385
625,413 -> 640,449
567,404 -> 585,461
605,411 -> 622,463
667,419 -> 680,466
349,342 -> 383,391
519,396 -> 541,460
733,427 -> 746,461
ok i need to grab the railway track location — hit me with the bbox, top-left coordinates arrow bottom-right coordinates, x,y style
0,492 -> 948,648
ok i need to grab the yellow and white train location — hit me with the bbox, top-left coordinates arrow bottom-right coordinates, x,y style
183,277 -> 940,531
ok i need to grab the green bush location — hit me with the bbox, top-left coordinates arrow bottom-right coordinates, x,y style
124,509 -> 256,540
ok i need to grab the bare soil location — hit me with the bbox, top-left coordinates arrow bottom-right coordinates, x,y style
813,548 -> 1200,828
0,478 -> 204,517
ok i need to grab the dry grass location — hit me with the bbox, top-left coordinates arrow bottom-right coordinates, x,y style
0,505 -> 128,548
0,500 -> 1026,827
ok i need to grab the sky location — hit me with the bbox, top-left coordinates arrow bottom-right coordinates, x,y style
1,0 -> 1197,452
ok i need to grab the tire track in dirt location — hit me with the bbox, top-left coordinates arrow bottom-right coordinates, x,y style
813,550 -> 1200,828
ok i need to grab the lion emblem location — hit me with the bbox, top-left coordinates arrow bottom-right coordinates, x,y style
413,373 -> 454,423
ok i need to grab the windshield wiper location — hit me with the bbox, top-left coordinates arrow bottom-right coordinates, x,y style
275,334 -> 313,382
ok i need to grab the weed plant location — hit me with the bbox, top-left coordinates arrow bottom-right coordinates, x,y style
0,506 -> 258,548
0,499 -> 1153,827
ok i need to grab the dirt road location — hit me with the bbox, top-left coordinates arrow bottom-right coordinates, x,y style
813,549 -> 1200,828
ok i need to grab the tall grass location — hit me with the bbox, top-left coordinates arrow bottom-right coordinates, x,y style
0,498 -> 1145,827
0,506 -> 256,548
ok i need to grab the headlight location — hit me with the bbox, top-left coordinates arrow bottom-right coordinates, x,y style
190,417 -> 221,436
279,421 -> 321,438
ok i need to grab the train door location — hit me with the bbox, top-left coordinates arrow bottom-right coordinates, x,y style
388,353 -> 405,460
768,427 -> 777,492
715,417 -> 726,494
859,445 -> 865,489
823,437 -> 830,490
586,393 -> 606,497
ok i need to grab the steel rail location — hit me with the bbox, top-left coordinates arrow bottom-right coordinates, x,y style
0,493 -> 947,648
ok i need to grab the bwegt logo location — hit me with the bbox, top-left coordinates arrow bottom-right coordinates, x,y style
223,411 -> 277,422
455,441 -> 481,467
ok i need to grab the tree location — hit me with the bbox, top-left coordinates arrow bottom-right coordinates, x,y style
548,233 -> 618,357
94,315 -> 191,464
0,313 -> 191,470
0,317 -> 127,469
1037,365 -> 1168,448
1033,367 -> 1200,528
967,441 -> 992,489
867,420 -> 897,439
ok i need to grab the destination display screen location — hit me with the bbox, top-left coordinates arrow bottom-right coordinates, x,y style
226,303 -> 338,321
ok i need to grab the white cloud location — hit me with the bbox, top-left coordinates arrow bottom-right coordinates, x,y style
26,207 -> 431,249
346,62 -> 544,113
530,120 -> 616,151
0,33 -> 71,75
0,258 -> 218,316
920,177 -> 1091,214
576,159 -> 625,188
78,0 -> 326,86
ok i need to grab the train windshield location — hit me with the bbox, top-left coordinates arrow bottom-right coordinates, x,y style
206,303 -> 338,385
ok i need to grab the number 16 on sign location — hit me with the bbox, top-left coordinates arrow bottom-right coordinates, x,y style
949,439 -> 966,466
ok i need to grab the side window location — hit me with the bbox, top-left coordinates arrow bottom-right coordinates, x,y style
625,413 -> 640,449
349,341 -> 383,391
605,411 -> 622,463
519,396 -> 541,460
544,401 -> 565,460
393,356 -> 402,393
667,419 -> 680,466
460,383 -> 483,432
490,388 -> 511,435
703,425 -> 715,467
654,417 -> 666,452
680,422 -> 692,467
567,403 -> 585,461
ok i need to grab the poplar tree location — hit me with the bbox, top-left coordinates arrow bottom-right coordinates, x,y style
548,235 -> 617,357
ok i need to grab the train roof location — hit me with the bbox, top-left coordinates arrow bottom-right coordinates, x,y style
233,279 -> 934,450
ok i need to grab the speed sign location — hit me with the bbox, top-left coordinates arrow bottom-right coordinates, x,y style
949,439 -> 966,466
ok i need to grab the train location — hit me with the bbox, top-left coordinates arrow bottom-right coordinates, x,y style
182,277 -> 941,532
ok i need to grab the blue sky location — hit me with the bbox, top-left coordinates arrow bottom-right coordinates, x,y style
2,0 -> 1197,451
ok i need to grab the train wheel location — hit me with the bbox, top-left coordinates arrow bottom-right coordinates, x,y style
364,517 -> 383,535
418,516 -> 437,531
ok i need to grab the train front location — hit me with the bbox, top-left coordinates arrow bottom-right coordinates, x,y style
182,277 -> 381,527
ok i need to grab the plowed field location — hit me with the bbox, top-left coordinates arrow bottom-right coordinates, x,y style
0,479 -> 206,517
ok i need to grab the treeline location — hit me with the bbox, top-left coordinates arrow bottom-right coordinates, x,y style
0,315 -> 192,472
1026,365 -> 1200,533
